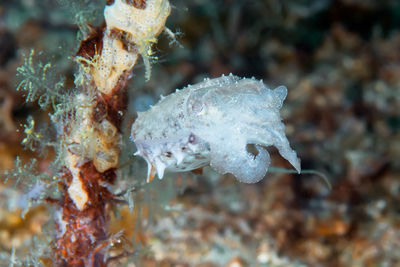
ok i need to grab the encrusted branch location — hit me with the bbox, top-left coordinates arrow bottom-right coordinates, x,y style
54,1 -> 170,265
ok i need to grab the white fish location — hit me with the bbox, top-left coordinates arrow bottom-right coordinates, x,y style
131,74 -> 300,183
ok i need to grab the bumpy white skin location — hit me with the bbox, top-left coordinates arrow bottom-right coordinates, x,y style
131,74 -> 301,183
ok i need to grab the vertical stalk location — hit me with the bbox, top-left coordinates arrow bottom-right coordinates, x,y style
53,1 -> 170,265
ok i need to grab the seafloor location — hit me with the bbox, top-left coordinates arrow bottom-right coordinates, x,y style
0,0 -> 399,266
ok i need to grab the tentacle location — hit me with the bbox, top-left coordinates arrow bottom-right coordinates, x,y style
209,141 -> 270,184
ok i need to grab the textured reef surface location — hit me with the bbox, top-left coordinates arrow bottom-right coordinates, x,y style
0,0 -> 399,266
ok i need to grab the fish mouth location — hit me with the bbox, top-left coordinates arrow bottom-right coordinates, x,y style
133,150 -> 160,182
146,162 -> 157,183
134,148 -> 170,182
135,147 -> 211,182
133,136 -> 211,183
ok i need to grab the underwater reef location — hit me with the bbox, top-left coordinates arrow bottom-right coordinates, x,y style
0,0 -> 399,266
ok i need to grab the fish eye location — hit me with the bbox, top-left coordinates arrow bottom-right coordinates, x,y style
191,101 -> 203,114
188,133 -> 196,143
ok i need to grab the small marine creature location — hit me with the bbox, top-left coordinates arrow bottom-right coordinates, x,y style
131,74 -> 300,183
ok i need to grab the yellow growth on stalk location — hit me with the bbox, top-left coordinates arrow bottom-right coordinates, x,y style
67,0 -> 171,187
102,0 -> 171,83
54,1 -> 172,265
8,1 -> 173,265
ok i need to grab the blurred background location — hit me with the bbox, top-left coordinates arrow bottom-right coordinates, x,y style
0,0 -> 399,266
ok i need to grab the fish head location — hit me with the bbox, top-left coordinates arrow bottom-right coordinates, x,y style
131,89 -> 211,182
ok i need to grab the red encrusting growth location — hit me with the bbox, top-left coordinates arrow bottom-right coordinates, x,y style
93,73 -> 130,131
55,164 -> 115,267
106,0 -> 116,6
126,0 -> 147,9
76,24 -> 105,62
54,26 -> 131,266
52,0 -> 170,265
